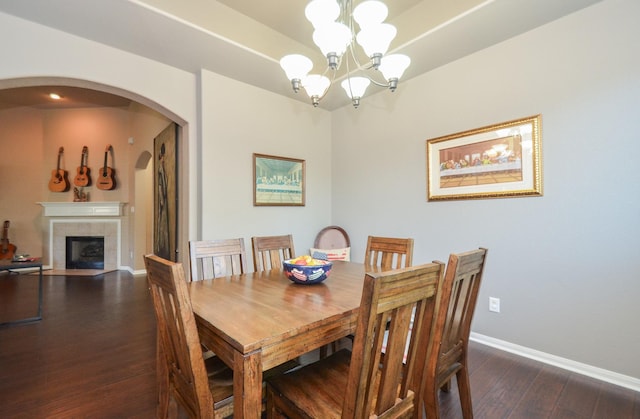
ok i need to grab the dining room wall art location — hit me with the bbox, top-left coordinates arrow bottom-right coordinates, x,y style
426,115 -> 543,201
253,153 -> 305,206
154,123 -> 178,261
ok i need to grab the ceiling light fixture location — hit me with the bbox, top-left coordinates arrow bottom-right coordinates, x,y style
280,0 -> 410,108
49,93 -> 62,100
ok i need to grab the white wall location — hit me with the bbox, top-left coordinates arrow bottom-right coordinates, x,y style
0,108 -> 44,256
331,0 -> 640,379
198,70 -> 333,258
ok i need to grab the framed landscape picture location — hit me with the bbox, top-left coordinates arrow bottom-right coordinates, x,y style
426,115 -> 543,201
253,153 -> 305,206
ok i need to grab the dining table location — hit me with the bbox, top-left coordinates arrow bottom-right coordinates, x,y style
188,260 -> 367,418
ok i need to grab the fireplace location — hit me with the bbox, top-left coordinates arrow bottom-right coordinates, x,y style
39,202 -> 125,271
66,236 -> 105,269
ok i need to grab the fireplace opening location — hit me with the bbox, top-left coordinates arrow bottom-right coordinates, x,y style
66,236 -> 105,269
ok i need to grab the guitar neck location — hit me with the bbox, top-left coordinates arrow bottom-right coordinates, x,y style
80,148 -> 86,169
102,146 -> 110,176
2,222 -> 10,253
57,147 -> 63,172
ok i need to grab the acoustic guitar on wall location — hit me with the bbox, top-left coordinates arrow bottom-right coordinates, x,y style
73,145 -> 91,187
1,220 -> 17,260
96,144 -> 116,190
48,146 -> 70,192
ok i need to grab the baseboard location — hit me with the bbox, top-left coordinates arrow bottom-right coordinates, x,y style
470,332 -> 640,392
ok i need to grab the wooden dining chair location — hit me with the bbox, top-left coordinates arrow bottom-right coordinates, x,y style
189,238 -> 248,281
365,235 -> 414,271
422,248 -> 488,419
145,254 -> 300,418
265,262 -> 448,419
321,235 -> 415,358
144,254 -> 234,419
310,225 -> 351,261
251,234 -> 295,272
189,238 -> 249,360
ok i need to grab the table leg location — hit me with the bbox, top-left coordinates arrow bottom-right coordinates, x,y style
233,349 -> 263,418
36,265 -> 43,320
0,263 -> 43,327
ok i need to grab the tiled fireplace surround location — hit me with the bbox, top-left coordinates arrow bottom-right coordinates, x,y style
40,202 -> 125,270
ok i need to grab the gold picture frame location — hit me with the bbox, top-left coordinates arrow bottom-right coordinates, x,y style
253,153 -> 306,206
426,115 -> 543,201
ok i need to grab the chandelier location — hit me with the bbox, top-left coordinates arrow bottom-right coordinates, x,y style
280,0 -> 411,108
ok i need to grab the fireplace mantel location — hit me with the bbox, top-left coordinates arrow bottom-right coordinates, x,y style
38,202 -> 126,217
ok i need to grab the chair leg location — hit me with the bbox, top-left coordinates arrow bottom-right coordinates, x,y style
456,366 -> 474,419
423,382 -> 441,419
319,345 -> 329,359
157,336 -> 170,419
440,378 -> 452,392
167,395 -> 179,419
266,385 -> 287,419
319,340 -> 340,359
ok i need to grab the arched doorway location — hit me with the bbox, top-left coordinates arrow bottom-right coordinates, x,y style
0,77 -> 191,272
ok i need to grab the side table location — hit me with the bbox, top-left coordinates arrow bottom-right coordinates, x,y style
0,259 -> 43,327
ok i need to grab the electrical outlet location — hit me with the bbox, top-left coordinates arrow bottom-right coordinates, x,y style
489,297 -> 500,313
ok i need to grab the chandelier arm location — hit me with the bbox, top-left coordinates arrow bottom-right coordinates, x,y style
318,68 -> 338,102
344,42 -> 387,88
367,77 -> 389,88
327,69 -> 338,96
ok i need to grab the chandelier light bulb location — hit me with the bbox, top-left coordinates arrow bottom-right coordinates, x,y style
303,74 -> 331,106
280,54 -> 313,93
313,22 -> 352,58
356,23 -> 396,59
353,0 -> 388,28
280,54 -> 313,81
379,54 -> 411,90
305,0 -> 340,29
341,76 -> 370,108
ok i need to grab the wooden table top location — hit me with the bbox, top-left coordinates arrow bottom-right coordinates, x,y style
188,260 -> 366,355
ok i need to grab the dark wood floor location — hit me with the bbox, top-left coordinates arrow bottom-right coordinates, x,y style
1,270 -> 638,418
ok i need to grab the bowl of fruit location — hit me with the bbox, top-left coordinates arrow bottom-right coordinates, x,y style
283,255 -> 333,285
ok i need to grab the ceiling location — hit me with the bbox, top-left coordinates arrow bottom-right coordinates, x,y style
0,86 -> 132,110
0,0 -> 601,110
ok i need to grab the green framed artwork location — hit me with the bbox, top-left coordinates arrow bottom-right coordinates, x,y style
253,153 -> 305,206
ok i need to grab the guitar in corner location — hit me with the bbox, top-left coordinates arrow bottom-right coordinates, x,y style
48,146 -> 70,192
96,144 -> 116,190
1,220 -> 17,260
73,145 -> 92,187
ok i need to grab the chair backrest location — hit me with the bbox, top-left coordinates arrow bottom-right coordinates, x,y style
189,238 -> 248,281
314,225 -> 351,248
435,248 -> 488,382
311,225 -> 351,261
251,234 -> 295,272
342,262 -> 448,419
364,236 -> 414,271
143,254 -> 214,418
